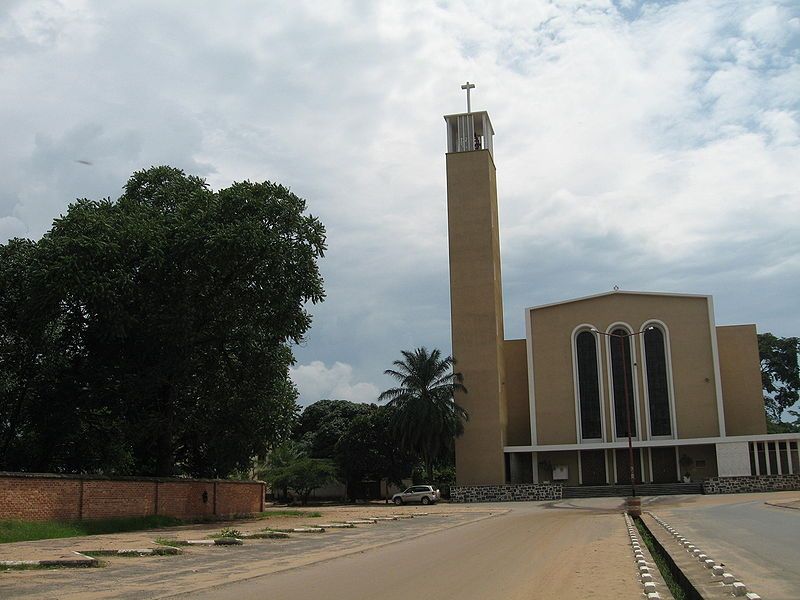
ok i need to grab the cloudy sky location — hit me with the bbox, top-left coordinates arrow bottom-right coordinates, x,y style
2,0 -> 798,407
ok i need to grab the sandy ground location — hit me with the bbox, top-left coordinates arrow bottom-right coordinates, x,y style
6,493 -> 796,599
1,500 -> 642,600
0,503 -> 469,562
180,500 -> 642,600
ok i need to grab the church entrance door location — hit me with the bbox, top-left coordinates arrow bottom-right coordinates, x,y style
579,450 -> 606,485
651,447 -> 678,483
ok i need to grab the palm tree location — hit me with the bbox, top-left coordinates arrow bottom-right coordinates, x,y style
379,347 -> 468,482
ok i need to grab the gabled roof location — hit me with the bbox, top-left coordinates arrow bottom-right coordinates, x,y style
526,289 -> 711,312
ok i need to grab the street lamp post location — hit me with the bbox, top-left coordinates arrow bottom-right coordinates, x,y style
591,327 -> 654,510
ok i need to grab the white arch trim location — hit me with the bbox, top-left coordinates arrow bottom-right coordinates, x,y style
639,320 -> 678,440
604,321 -> 642,442
570,324 -> 607,443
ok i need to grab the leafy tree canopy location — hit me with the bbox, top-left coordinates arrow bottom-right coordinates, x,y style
334,403 -> 415,497
259,442 -> 337,505
0,166 -> 325,477
294,399 -> 372,458
758,333 -> 800,431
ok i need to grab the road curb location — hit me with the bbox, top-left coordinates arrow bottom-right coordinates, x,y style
84,546 -> 183,557
0,551 -> 101,569
239,531 -> 292,539
764,500 -> 800,511
267,526 -> 325,533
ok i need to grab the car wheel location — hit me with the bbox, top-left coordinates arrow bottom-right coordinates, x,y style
421,496 -> 431,505
394,497 -> 403,506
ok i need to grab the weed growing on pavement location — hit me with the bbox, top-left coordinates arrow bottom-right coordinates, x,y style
218,527 -> 243,538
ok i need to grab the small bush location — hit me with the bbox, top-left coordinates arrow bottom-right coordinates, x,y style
218,527 -> 243,538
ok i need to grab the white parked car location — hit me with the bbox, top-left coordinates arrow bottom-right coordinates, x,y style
392,485 -> 440,505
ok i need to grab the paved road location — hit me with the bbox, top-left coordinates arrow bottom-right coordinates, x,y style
1,503 -> 641,600
650,493 -> 800,600
179,502 -> 641,600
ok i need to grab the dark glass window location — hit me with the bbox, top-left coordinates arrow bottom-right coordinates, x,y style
644,327 -> 672,436
576,331 -> 602,439
610,328 -> 636,438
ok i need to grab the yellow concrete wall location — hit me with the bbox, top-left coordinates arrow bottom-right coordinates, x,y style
447,149 -> 507,485
678,444 -> 718,481
530,293 -> 722,444
716,325 -> 767,435
535,451 -> 580,485
504,339 -> 531,446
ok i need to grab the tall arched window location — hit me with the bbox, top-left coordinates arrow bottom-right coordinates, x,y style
575,330 -> 602,440
643,325 -> 672,437
609,328 -> 637,438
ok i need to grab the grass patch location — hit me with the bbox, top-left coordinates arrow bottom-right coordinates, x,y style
0,511 -> 315,545
256,510 -> 322,519
1,562 -> 102,571
154,538 -> 189,547
82,551 -> 144,558
0,515 -> 183,544
2,563 -> 60,571
633,518 -> 687,600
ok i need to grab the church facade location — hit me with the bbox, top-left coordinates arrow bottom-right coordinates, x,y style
444,108 -> 800,493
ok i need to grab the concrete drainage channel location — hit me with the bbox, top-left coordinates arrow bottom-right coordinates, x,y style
0,513 -> 432,570
633,511 -> 762,600
624,513 -> 675,600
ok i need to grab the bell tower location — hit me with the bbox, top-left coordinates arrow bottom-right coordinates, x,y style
445,86 -> 507,485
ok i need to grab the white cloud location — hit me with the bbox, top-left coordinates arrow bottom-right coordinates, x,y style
0,0 -> 798,387
289,361 -> 380,407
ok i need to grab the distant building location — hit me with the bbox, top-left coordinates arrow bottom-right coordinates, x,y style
444,107 -> 799,491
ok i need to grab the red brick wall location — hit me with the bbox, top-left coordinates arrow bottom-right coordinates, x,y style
157,481 -> 215,519
82,481 -> 157,519
0,476 -> 81,521
0,473 -> 264,522
216,482 -> 263,516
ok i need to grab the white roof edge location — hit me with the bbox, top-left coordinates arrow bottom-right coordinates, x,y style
504,431 -> 800,452
525,290 -> 712,313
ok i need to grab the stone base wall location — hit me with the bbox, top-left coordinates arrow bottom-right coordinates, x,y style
703,474 -> 800,494
450,483 -> 562,503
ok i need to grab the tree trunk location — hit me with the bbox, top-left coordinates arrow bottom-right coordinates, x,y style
425,455 -> 434,484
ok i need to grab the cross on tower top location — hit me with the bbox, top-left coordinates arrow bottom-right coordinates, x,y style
461,81 -> 475,113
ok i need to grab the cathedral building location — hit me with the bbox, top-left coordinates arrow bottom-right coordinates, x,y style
444,104 -> 799,495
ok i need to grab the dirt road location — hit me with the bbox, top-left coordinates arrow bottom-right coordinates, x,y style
2,501 -> 641,600
175,503 -> 640,600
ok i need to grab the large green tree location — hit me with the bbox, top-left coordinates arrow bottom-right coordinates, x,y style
0,166 -> 325,476
294,399 -> 372,459
334,404 -> 415,499
758,333 -> 800,432
379,347 -> 468,482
